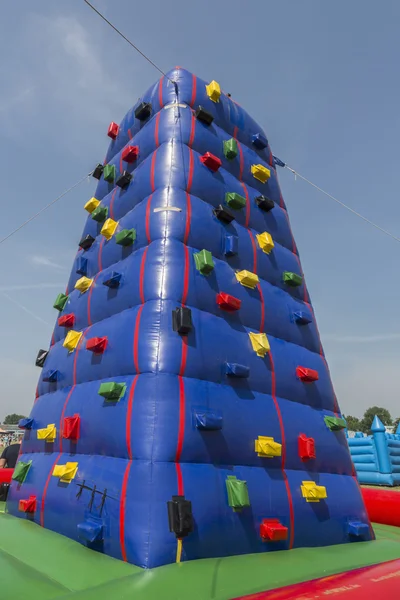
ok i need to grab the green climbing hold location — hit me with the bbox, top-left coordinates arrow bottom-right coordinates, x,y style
53,293 -> 68,312
223,138 -> 238,160
324,416 -> 347,431
12,460 -> 32,484
225,192 -> 246,210
98,381 -> 127,401
103,164 -> 116,183
226,476 -> 250,511
91,205 -> 108,223
283,271 -> 303,287
115,228 -> 136,246
194,249 -> 214,275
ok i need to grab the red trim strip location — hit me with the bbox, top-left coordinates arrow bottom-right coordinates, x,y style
188,114 -> 196,148
233,126 -> 239,139
248,230 -> 258,275
109,189 -> 118,220
175,374 -> 186,464
175,462 -> 184,496
240,181 -> 250,228
97,239 -> 104,273
145,194 -> 153,244
58,384 -> 76,452
187,148 -> 194,194
119,459 -> 133,561
237,139 -> 244,182
150,149 -> 157,192
87,273 -> 100,327
127,129 -> 132,140
183,192 -> 191,245
40,451 -> 62,527
158,76 -> 164,109
72,332 -> 86,387
154,112 -> 161,148
133,304 -> 144,374
190,74 -> 197,107
181,244 -> 190,306
126,375 -> 138,459
139,247 -> 148,304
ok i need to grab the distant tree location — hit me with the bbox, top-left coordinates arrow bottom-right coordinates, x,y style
3,413 -> 26,425
393,417 -> 400,432
343,415 -> 361,432
360,406 -> 392,434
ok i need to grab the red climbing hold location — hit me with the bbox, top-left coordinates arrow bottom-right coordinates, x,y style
296,366 -> 319,382
63,414 -> 80,440
58,313 -> 75,328
200,152 -> 222,172
18,496 -> 37,513
107,122 -> 119,140
298,433 -> 316,460
122,145 -> 139,163
86,337 -> 108,354
216,292 -> 241,312
260,519 -> 288,542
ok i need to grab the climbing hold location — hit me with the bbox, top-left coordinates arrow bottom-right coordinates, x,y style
172,306 -> 192,335
255,195 -> 274,212
213,205 -> 235,223
101,218 -> 119,240
195,411 -> 223,431
79,234 -> 95,251
116,170 -> 132,189
75,276 -> 93,293
301,481 -> 327,503
298,434 -> 316,460
251,164 -> 271,184
84,197 -> 100,214
115,228 -> 136,246
103,271 -> 122,288
98,381 -> 127,401
252,133 -> 268,150
260,519 -> 288,542
167,495 -> 194,538
135,102 -> 152,120
35,349 -> 48,367
226,475 -> 250,511
224,234 -> 238,256
92,164 -> 104,180
235,270 -> 259,289
200,152 -> 222,172
77,519 -> 104,544
347,521 -> 370,537
296,366 -> 319,383
225,362 -> 250,378
63,330 -> 83,352
225,192 -> 246,210
216,292 -> 241,311
293,310 -> 312,325
205,80 -> 221,103
122,145 -> 139,163
58,313 -> 75,328
91,205 -> 108,223
255,435 -> 282,458
194,249 -> 214,275
107,121 -> 119,140
76,256 -> 88,276
53,293 -> 68,312
18,417 -> 34,430
195,105 -> 214,125
103,164 -> 116,183
223,138 -> 238,160
18,496 -> 37,513
52,462 -> 78,482
324,416 -> 347,431
63,414 -> 80,440
249,332 -> 270,357
12,460 -> 32,483
42,369 -> 60,383
37,424 -> 57,442
256,231 -> 274,254
86,336 -> 108,354
283,271 -> 303,287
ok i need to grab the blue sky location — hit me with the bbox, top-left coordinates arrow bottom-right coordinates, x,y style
0,0 -> 399,420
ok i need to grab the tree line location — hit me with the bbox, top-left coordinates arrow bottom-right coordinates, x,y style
344,406 -> 399,434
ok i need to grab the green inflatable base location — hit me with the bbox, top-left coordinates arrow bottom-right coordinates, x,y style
1,505 -> 400,600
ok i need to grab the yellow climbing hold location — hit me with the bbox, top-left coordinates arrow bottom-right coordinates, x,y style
301,481 -> 327,503
206,80 -> 221,103
84,197 -> 100,214
63,330 -> 83,352
256,232 -> 274,254
37,423 -> 56,442
248,332 -> 270,357
235,270 -> 259,289
255,435 -> 282,458
251,164 -> 271,184
52,462 -> 79,483
75,276 -> 93,293
101,218 -> 119,240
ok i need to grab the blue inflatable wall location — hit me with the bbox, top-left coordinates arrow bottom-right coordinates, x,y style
7,68 -> 373,568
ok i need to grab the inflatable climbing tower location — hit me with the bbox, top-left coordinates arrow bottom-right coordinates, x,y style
8,67 -> 373,568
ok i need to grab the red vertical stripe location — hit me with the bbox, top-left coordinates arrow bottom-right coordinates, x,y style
240,181 -> 250,228
72,332 -> 85,387
97,239 -> 105,273
145,194 -> 153,244
237,139 -> 244,182
258,284 -> 265,333
119,460 -> 133,562
158,76 -> 164,109
127,129 -> 133,140
109,188 -> 118,220
154,113 -> 161,148
175,375 -> 186,464
87,273 -> 100,327
126,375 -> 138,460
150,149 -> 157,192
175,463 -> 184,496
183,192 -> 191,245
187,148 -> 194,194
40,451 -> 62,528
139,247 -> 148,304
58,385 -> 76,452
248,230 -> 258,275
188,115 -> 196,148
189,74 -> 197,107
133,305 -> 144,374
181,245 -> 190,306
